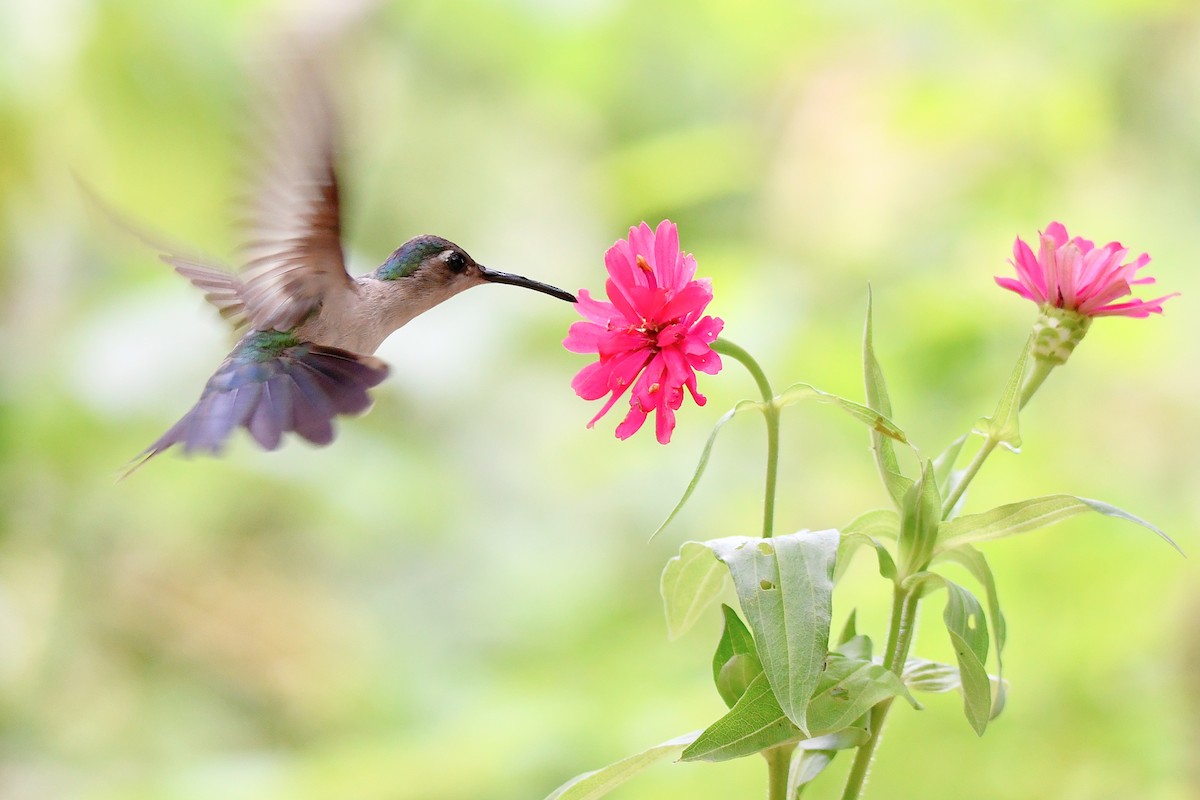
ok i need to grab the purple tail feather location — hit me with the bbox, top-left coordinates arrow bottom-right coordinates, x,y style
126,342 -> 389,474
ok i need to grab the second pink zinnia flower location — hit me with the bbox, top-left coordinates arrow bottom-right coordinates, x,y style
565,220 -> 723,444
996,221 -> 1176,318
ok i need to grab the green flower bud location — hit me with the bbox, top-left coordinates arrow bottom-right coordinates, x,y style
1031,305 -> 1092,366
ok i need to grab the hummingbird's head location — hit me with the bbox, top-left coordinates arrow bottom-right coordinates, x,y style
375,235 -> 576,303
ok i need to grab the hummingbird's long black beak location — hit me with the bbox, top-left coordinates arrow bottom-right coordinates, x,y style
479,266 -> 577,303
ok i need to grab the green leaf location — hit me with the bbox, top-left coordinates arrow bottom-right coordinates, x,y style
901,658 -> 1005,698
707,530 -> 839,733
775,382 -> 908,445
900,658 -> 963,693
975,337 -> 1031,450
936,546 -> 1008,719
933,433 -> 969,516
661,542 -> 729,639
787,749 -> 834,792
837,609 -> 858,644
682,656 -> 914,763
544,730 -> 702,800
806,655 -> 919,734
863,288 -> 914,506
841,509 -> 900,540
651,401 -> 755,540
681,672 -> 802,762
897,461 -> 941,578
785,728 -> 872,794
905,574 -> 991,735
834,633 -> 872,662
835,532 -> 897,584
713,604 -> 763,708
936,494 -> 1180,554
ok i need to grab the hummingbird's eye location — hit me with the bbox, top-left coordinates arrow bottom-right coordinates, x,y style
446,251 -> 468,273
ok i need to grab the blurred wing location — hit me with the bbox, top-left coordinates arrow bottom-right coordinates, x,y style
238,60 -> 352,332
75,175 -> 250,328
160,254 -> 248,328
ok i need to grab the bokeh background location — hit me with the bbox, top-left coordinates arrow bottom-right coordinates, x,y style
1,1 -> 1198,798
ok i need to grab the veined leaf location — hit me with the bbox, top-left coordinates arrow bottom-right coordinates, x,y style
863,288 -> 914,506
682,656 -> 914,763
651,401 -> 756,540
903,573 -> 991,735
713,604 -> 762,708
897,461 -> 941,578
707,530 -> 839,733
936,494 -> 1180,554
936,546 -> 1008,718
842,509 -> 900,540
681,673 -> 802,762
900,657 -> 1005,697
806,655 -> 918,734
775,382 -> 908,444
543,730 -> 702,800
661,542 -> 728,639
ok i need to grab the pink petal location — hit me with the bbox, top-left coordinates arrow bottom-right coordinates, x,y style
1011,238 -> 1047,299
1044,222 -> 1069,248
994,276 -> 1038,302
654,220 -> 681,288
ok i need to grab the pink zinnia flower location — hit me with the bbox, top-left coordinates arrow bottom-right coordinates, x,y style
564,220 -> 723,444
996,221 -> 1177,318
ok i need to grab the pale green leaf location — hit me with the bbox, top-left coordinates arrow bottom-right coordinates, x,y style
841,509 -> 900,540
936,494 -> 1180,554
785,728 -> 871,793
787,749 -> 834,792
543,731 -> 702,800
975,336 -> 1031,450
835,532 -> 897,584
661,542 -> 728,639
651,401 -> 755,540
900,657 -> 1004,698
707,530 -> 839,733
897,460 -> 941,578
863,288 -> 914,506
775,382 -> 908,446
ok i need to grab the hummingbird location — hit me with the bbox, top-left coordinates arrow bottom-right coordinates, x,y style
126,62 -> 576,470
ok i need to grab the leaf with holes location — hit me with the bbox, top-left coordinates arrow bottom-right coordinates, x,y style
905,573 -> 991,735
936,545 -> 1007,718
707,530 -> 839,733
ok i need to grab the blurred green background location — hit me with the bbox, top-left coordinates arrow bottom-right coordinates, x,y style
1,1 -> 1198,798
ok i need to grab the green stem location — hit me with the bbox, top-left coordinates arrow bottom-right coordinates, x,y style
713,338 -> 780,539
1018,358 -> 1055,410
713,338 -> 774,404
839,586 -> 920,800
764,745 -> 793,800
940,437 -> 997,518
